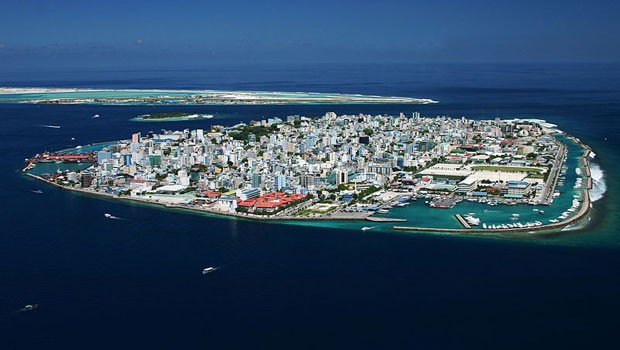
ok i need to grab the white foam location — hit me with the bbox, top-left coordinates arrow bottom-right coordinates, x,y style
589,162 -> 606,202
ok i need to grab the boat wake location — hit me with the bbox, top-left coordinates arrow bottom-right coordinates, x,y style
40,124 -> 61,129
561,219 -> 588,232
29,189 -> 44,194
589,162 -> 606,202
361,226 -> 379,231
2,306 -> 37,318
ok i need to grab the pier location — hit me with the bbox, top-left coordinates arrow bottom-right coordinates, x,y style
454,214 -> 471,229
366,217 -> 407,223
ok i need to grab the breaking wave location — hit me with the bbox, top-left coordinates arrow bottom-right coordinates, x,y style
589,162 -> 606,202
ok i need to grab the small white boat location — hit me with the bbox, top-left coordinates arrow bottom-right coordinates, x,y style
30,189 -> 44,194
202,266 -> 219,274
104,213 -> 113,218
24,304 -> 38,311
92,114 -> 100,118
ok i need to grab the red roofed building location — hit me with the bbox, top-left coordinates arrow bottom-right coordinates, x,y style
202,190 -> 222,198
237,192 -> 308,213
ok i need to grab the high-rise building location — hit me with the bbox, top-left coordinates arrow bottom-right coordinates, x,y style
274,175 -> 286,191
335,169 -> 348,185
251,173 -> 263,188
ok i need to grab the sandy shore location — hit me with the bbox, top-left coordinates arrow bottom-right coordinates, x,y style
0,87 -> 438,104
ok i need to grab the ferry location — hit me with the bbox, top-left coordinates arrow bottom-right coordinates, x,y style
202,266 -> 219,274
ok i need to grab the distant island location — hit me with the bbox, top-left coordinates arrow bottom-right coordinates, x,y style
0,87 -> 438,106
23,111 -> 595,237
133,112 -> 214,122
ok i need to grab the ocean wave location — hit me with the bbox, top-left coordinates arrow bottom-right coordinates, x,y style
589,162 -> 606,202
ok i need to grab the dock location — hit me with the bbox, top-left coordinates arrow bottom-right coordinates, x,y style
366,217 -> 407,223
454,214 -> 471,229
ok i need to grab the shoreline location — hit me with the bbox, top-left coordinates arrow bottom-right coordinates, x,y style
22,135 -> 595,237
23,172 -> 370,222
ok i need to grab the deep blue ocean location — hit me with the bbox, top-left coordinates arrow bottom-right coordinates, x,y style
1,63 -> 620,349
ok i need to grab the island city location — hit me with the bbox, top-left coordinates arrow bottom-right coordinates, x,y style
23,111 -> 593,236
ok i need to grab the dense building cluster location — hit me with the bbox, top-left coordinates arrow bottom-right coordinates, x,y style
41,112 -> 564,215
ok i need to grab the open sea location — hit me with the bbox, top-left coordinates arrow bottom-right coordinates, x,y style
1,63 -> 620,349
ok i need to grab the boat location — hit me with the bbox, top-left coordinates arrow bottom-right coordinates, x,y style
539,210 -> 545,215
377,209 -> 389,214
24,304 -> 38,311
361,226 -> 377,231
92,114 -> 100,118
30,189 -> 43,194
41,124 -> 61,129
202,266 -> 219,274
463,215 -> 481,226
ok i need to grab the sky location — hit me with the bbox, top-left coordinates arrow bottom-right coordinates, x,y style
1,0 -> 619,69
